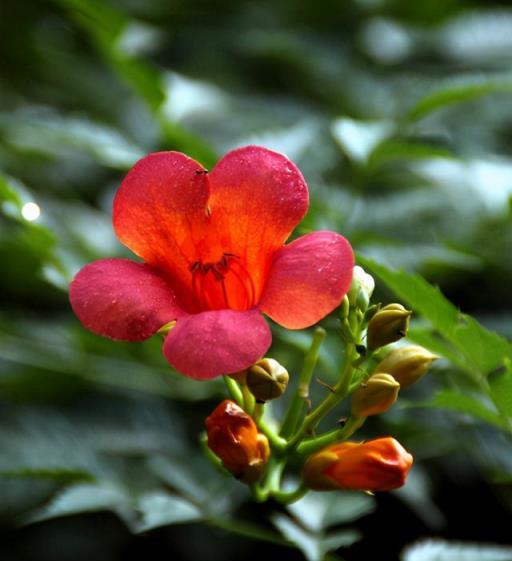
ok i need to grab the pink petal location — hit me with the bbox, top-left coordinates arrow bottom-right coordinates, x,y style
69,258 -> 186,341
163,309 -> 272,379
207,146 -> 309,301
259,231 -> 354,329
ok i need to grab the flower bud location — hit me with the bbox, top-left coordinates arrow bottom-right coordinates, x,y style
247,358 -> 289,403
366,303 -> 411,350
351,373 -> 400,418
205,400 -> 270,483
348,266 -> 375,308
303,437 -> 413,492
375,345 -> 438,388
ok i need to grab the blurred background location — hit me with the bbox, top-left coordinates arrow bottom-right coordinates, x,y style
1,0 -> 512,560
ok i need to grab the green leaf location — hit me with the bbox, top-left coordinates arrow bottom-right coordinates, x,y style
136,492 -> 202,532
0,467 -> 95,484
405,75 -> 512,122
0,173 -> 23,211
359,256 -> 512,378
208,518 -> 291,547
331,117 -> 393,163
489,363 -> 512,420
287,491 -> 375,532
359,256 -> 459,331
270,492 -> 372,561
411,389 -> 507,429
24,483 -> 134,526
407,327 -> 465,370
368,140 -> 455,167
52,0 -> 216,165
0,111 -> 146,170
271,513 -> 358,561
402,539 -> 512,561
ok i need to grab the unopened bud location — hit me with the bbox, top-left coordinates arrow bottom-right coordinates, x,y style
340,295 -> 350,320
348,266 -> 375,308
366,303 -> 411,350
205,400 -> 270,483
247,358 -> 289,403
375,345 -> 438,388
303,437 -> 413,492
351,373 -> 400,418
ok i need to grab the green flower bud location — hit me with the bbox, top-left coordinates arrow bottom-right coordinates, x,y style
247,358 -> 289,403
366,303 -> 411,350
348,266 -> 376,308
351,373 -> 400,418
340,295 -> 350,320
376,345 -> 438,388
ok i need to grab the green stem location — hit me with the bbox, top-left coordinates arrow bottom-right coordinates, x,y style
199,431 -> 225,470
262,457 -> 285,493
253,456 -> 285,502
242,383 -> 255,414
280,327 -> 327,438
287,342 -> 357,449
223,375 -> 243,405
250,482 -> 268,503
271,484 -> 308,505
253,402 -> 264,423
258,418 -> 287,451
296,416 -> 365,457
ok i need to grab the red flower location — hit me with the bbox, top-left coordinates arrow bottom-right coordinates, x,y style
205,399 -> 270,483
303,437 -> 413,491
69,146 -> 354,379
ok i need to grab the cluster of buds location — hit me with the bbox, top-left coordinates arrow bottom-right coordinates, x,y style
345,267 -> 438,420
205,358 -> 289,483
351,345 -> 438,418
204,267 -> 438,499
300,266 -> 437,493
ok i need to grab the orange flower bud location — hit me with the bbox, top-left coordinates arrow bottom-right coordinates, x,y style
303,437 -> 413,492
205,400 -> 270,483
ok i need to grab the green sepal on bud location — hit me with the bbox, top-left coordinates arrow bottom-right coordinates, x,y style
375,345 -> 438,388
348,266 -> 375,311
366,303 -> 411,350
351,373 -> 400,418
247,358 -> 289,403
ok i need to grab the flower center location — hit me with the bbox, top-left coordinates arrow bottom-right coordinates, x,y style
190,253 -> 256,311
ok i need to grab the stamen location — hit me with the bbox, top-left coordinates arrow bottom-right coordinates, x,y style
228,255 -> 257,307
220,278 -> 230,309
189,253 -> 256,311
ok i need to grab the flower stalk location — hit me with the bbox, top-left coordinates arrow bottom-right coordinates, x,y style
280,326 -> 327,438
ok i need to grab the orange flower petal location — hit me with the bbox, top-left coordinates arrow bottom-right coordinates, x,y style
113,151 -> 212,310
208,146 -> 309,301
